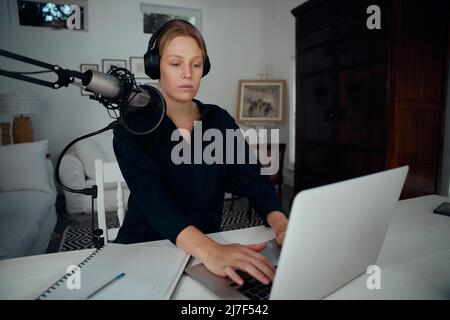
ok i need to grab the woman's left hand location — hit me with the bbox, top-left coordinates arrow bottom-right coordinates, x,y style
267,211 -> 288,245
274,225 -> 287,245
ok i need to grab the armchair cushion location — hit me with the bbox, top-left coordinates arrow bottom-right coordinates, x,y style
75,139 -> 106,179
0,140 -> 53,194
60,153 -> 86,189
0,147 -> 57,259
0,247 -> 6,259
0,219 -> 39,258
0,191 -> 56,226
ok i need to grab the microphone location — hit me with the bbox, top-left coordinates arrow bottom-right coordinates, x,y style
81,69 -> 166,135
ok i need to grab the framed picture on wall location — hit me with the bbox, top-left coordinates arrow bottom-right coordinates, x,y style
102,59 -> 126,73
80,64 -> 98,96
8,0 -> 89,31
236,80 -> 286,124
140,3 -> 202,34
130,56 -> 149,80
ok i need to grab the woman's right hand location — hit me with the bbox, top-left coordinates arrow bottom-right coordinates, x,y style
199,242 -> 276,285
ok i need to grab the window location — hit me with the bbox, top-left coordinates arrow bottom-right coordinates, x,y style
8,0 -> 88,31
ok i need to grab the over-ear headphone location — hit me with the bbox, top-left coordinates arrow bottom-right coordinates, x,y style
144,19 -> 211,80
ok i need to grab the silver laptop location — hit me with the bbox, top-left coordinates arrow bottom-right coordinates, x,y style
185,166 -> 409,300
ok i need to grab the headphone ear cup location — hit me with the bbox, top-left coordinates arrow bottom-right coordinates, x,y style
202,55 -> 211,77
144,48 -> 160,80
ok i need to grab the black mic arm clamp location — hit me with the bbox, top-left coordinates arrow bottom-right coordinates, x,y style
93,228 -> 105,249
89,185 -> 105,249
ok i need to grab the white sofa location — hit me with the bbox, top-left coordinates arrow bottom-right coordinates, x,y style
59,131 -> 129,214
0,141 -> 57,260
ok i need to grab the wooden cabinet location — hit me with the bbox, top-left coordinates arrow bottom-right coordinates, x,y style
291,0 -> 449,198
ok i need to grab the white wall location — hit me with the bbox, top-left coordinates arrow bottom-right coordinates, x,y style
1,0 -> 300,165
237,0 -> 307,187
265,0 -> 308,187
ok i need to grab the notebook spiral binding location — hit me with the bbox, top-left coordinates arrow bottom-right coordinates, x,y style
36,246 -> 105,300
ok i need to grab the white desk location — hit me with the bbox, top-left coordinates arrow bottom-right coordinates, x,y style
1,195 -> 449,300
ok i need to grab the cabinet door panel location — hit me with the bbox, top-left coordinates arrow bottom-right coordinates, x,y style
396,108 -> 444,197
294,0 -> 389,193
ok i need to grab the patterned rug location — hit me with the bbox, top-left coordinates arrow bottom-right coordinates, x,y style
55,209 -> 263,252
221,208 -> 263,231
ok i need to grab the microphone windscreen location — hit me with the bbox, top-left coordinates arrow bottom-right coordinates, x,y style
121,85 -> 166,135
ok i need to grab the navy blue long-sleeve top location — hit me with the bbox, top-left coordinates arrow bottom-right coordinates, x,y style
112,99 -> 284,244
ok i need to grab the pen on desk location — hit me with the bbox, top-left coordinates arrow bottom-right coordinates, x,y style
86,272 -> 126,299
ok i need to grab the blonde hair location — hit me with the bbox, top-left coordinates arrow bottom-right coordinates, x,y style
157,20 -> 207,60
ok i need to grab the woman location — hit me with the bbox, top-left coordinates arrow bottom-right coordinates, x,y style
113,20 -> 288,286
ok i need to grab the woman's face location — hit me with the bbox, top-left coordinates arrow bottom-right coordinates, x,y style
159,36 -> 204,104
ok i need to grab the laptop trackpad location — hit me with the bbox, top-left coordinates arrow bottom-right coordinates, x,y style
260,238 -> 282,265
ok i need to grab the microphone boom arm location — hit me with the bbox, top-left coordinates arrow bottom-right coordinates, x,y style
0,48 -> 86,89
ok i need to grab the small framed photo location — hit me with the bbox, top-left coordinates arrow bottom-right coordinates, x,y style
130,56 -> 149,80
236,80 -> 286,124
80,64 -> 98,96
102,59 -> 127,73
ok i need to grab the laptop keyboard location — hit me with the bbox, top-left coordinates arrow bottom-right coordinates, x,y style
229,266 -> 277,300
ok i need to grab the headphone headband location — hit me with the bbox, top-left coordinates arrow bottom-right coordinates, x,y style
147,20 -> 167,54
144,19 -> 211,80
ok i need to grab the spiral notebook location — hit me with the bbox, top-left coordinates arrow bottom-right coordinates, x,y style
37,242 -> 190,300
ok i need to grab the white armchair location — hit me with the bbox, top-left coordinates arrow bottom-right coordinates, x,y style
59,131 -> 130,214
